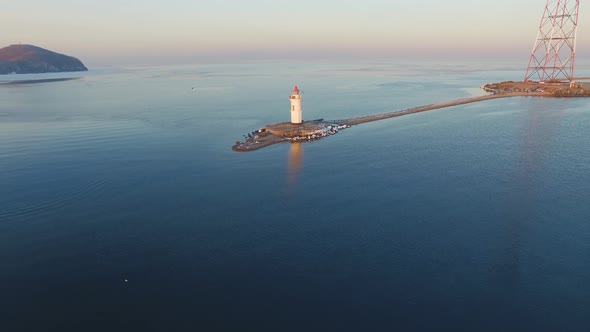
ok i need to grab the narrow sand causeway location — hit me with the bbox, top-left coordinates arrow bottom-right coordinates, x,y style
340,93 -> 528,126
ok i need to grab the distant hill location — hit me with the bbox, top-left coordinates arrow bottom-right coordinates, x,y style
0,44 -> 88,74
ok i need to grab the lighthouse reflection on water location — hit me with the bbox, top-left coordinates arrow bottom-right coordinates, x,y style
287,142 -> 303,186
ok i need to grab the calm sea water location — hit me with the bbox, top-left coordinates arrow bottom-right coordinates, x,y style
1,60 -> 590,331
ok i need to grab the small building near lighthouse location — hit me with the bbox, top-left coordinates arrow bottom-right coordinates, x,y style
290,85 -> 302,124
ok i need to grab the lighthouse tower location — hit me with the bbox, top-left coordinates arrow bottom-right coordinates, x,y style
289,86 -> 302,124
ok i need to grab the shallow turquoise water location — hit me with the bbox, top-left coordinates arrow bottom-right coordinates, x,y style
1,61 -> 590,331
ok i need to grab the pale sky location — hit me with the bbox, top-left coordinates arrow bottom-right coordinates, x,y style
1,0 -> 588,65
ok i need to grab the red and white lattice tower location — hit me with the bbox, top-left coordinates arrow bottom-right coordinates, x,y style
524,0 -> 581,84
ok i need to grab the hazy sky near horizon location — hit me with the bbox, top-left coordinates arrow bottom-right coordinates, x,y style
2,0 -> 589,64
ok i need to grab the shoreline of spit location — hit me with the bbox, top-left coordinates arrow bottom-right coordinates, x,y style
233,81 -> 590,152
232,93 -> 527,152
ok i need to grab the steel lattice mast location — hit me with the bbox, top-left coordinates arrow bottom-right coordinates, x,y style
524,0 -> 581,84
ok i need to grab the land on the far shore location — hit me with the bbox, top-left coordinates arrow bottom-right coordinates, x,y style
233,80 -> 590,152
483,80 -> 590,97
0,44 -> 88,74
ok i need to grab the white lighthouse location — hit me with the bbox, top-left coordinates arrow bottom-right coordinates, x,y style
289,86 -> 302,124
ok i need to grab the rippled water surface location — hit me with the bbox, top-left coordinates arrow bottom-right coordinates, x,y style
1,61 -> 590,331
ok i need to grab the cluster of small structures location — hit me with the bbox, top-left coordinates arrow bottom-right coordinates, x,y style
289,124 -> 351,142
481,80 -> 590,97
237,128 -> 267,145
482,83 -> 545,95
